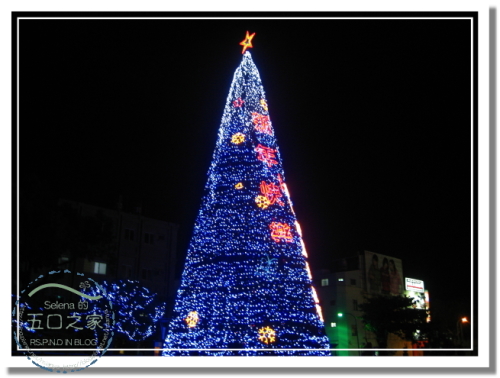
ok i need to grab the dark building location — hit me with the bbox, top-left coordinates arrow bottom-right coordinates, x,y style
16,197 -> 179,354
54,199 -> 179,304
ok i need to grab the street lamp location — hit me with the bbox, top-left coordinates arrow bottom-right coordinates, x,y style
456,317 -> 469,347
337,312 -> 360,356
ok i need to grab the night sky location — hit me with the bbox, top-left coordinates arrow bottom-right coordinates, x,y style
18,15 -> 474,327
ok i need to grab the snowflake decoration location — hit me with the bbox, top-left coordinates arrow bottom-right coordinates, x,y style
255,195 -> 271,209
231,133 -> 246,145
185,311 -> 199,328
258,326 -> 276,345
255,253 -> 278,278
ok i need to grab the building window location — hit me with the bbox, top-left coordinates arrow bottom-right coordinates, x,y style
144,232 -> 155,245
94,262 -> 106,275
351,278 -> 356,285
321,278 -> 329,287
330,322 -> 337,328
330,300 -> 336,306
338,278 -> 344,282
124,229 -> 134,241
58,256 -> 69,265
353,299 -> 358,311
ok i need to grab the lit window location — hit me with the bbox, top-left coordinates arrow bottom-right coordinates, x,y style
330,322 -> 337,328
338,278 -> 344,282
94,262 -> 106,275
321,279 -> 329,286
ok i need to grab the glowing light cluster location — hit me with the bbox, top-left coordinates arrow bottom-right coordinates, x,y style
315,304 -> 325,323
185,311 -> 199,328
239,31 -> 256,54
255,144 -> 278,167
163,51 -> 330,356
258,326 -> 276,344
300,239 -> 309,257
82,280 -> 165,342
295,221 -> 302,236
255,253 -> 278,279
311,285 -> 324,322
311,286 -> 320,304
269,222 -> 293,243
260,180 -> 284,206
255,195 -> 271,209
252,112 -> 273,135
305,262 -> 313,280
231,132 -> 246,144
233,97 -> 244,107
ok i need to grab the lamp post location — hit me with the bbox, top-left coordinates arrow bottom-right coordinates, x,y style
456,317 -> 468,347
337,312 -> 360,356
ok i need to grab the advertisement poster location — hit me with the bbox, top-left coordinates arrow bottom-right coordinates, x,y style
365,251 -> 404,296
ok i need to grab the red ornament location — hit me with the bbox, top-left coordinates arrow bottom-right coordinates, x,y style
252,112 -> 272,135
233,98 -> 244,107
255,144 -> 278,167
269,222 -> 293,243
239,31 -> 256,54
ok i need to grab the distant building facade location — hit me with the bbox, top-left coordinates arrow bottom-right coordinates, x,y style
315,253 -> 371,356
315,251 -> 424,356
56,199 -> 179,304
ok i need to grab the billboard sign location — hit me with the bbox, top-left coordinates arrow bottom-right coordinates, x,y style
405,289 -> 431,323
405,277 -> 425,292
405,290 -> 426,309
364,251 -> 404,295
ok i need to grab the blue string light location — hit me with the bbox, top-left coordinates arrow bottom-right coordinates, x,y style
163,52 -> 330,356
83,280 -> 165,342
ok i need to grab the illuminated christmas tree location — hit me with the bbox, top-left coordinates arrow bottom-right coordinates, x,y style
163,33 -> 330,356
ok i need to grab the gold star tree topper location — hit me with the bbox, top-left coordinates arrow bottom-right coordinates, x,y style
240,31 -> 256,54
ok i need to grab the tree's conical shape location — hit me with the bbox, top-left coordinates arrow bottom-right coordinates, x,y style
163,51 -> 331,356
